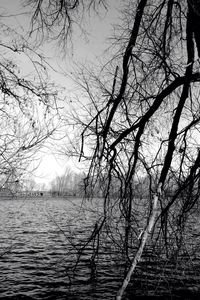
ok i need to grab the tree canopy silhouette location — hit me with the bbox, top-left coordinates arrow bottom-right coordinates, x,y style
28,0 -> 200,298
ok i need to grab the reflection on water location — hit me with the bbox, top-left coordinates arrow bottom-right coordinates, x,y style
0,197 -> 200,300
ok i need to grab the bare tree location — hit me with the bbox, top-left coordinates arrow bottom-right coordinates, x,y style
0,18 -> 58,191
50,167 -> 85,196
25,0 -> 200,298
25,0 -> 107,52
77,1 -> 200,298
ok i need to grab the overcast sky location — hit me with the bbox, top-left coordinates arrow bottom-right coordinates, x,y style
0,0 -> 121,188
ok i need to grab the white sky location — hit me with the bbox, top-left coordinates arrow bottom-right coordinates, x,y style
0,0 -> 121,187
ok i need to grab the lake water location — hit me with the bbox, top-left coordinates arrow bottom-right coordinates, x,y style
0,197 -> 124,300
0,197 -> 200,300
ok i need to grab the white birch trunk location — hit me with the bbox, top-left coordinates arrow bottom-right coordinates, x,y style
116,184 -> 161,300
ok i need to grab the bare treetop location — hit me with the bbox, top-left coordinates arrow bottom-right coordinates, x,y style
26,0 -> 107,49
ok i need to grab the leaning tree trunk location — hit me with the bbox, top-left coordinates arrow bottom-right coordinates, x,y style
116,184 -> 162,300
